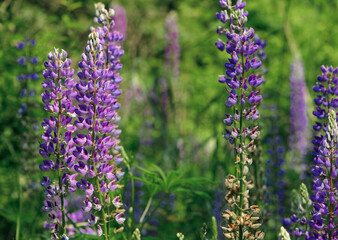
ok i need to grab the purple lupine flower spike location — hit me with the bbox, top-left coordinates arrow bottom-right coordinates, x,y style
310,66 -> 338,238
289,58 -> 310,176
165,11 -> 180,78
39,48 -> 77,238
216,1 -> 264,239
72,3 -> 125,238
310,108 -> 338,238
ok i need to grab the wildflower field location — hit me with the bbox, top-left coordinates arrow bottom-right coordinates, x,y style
0,0 -> 337,239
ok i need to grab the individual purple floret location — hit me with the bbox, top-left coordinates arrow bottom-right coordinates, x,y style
70,3 -> 125,239
165,11 -> 180,78
39,48 -> 77,239
215,0 -> 264,239
289,58 -> 310,175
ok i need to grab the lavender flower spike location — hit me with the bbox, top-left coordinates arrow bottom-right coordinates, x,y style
112,4 -> 127,39
289,58 -> 310,174
310,109 -> 338,239
216,0 -> 264,239
39,48 -> 77,238
165,11 -> 180,78
71,3 -> 125,239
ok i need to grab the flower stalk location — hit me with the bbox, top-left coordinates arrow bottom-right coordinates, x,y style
215,0 -> 264,239
311,66 -> 338,239
70,3 -> 126,238
39,48 -> 77,239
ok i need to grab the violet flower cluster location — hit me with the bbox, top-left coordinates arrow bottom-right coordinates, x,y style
311,66 -> 338,239
39,3 -> 126,239
312,66 -> 338,141
216,0 -> 264,239
165,11 -> 180,78
289,58 -> 309,173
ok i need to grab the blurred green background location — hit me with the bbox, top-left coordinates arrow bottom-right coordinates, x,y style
1,0 -> 338,239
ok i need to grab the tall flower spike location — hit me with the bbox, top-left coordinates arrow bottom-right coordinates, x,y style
310,109 -> 338,239
216,1 -> 264,239
289,58 -> 310,176
39,48 -> 77,238
71,3 -> 125,239
310,66 -> 338,239
165,11 -> 180,78
112,4 -> 127,40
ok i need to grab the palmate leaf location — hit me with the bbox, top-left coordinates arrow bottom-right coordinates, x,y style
133,163 -> 212,198
0,208 -> 17,222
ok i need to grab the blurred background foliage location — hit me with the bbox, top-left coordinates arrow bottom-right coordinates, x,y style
1,0 -> 338,239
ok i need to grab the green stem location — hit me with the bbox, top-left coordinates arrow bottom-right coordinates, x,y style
237,33 -> 246,240
66,214 -> 81,233
90,75 -> 109,240
323,74 -> 333,240
130,172 -> 135,235
327,148 -> 334,240
139,194 -> 167,231
121,147 -> 135,238
139,196 -> 153,224
16,174 -> 22,240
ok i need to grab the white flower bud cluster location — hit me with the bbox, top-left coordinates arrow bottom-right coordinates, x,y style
94,2 -> 115,25
327,109 -> 338,146
47,48 -> 67,61
85,31 -> 103,55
